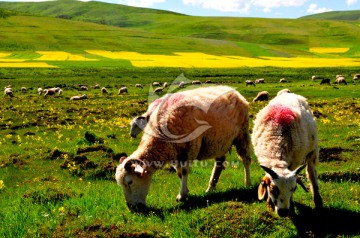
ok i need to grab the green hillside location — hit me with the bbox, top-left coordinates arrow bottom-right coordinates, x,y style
1,0 -> 360,58
300,10 -> 360,21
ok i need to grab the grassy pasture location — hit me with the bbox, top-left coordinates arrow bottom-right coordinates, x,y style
0,67 -> 359,237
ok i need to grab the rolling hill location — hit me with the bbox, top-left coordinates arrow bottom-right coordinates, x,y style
300,10 -> 360,21
1,1 -> 360,58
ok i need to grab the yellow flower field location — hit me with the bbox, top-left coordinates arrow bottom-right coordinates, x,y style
309,47 -> 350,53
0,62 -> 57,68
35,51 -> 97,61
86,50 -> 360,68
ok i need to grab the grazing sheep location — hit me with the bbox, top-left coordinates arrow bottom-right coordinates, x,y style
353,74 -> 360,81
80,85 -> 88,91
179,81 -> 185,88
320,78 -> 330,85
205,80 -> 213,84
255,78 -> 265,84
101,87 -> 109,94
4,87 -> 14,97
130,97 -> 164,138
154,87 -> 163,94
277,88 -> 291,96
311,75 -> 323,81
192,80 -> 202,85
93,83 -> 100,89
37,88 -> 43,95
245,80 -> 256,87
152,82 -> 161,87
163,82 -> 168,88
70,94 -> 88,101
116,86 -> 252,207
336,76 -> 347,85
21,87 -> 27,93
279,78 -> 287,83
43,88 -> 59,97
58,89 -> 63,95
253,91 -> 269,102
135,84 -> 143,89
252,92 -> 323,217
118,87 -> 128,95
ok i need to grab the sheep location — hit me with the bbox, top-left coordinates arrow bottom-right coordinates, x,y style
163,82 -> 168,88
255,78 -> 265,84
320,78 -> 330,85
116,86 -> 252,207
37,88 -> 43,95
70,94 -> 87,101
43,88 -> 59,97
191,80 -> 202,85
93,83 -> 100,89
101,87 -> 109,94
279,78 -> 287,83
118,86 -> 128,95
152,82 -> 161,87
252,92 -> 323,217
21,87 -> 27,93
179,81 -> 185,88
311,75 -> 323,81
353,74 -> 360,81
336,76 -> 347,85
135,84 -> 143,89
277,88 -> 291,96
80,85 -> 88,91
58,89 -> 63,95
154,87 -> 163,94
204,80 -> 213,84
4,87 -> 14,97
245,80 -> 255,87
253,91 -> 269,102
130,97 -> 164,138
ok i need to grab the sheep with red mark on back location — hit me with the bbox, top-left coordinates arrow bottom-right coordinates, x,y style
252,92 -> 323,217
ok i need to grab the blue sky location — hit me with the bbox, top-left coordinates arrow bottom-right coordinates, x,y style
3,0 -> 360,18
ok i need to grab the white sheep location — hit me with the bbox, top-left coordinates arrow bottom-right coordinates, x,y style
153,87 -> 163,94
353,74 -> 360,81
179,81 -> 185,88
4,87 -> 14,97
58,89 -> 63,95
253,91 -> 269,102
152,82 -> 161,87
135,84 -> 143,89
255,78 -> 265,84
116,86 -> 252,207
279,78 -> 287,83
335,76 -> 347,85
163,82 -> 168,88
43,88 -> 57,97
191,80 -> 201,85
21,87 -> 27,93
101,87 -> 109,94
245,80 -> 256,87
80,85 -> 88,91
252,92 -> 323,217
277,88 -> 291,96
118,87 -> 128,95
37,88 -> 43,95
70,94 -> 87,101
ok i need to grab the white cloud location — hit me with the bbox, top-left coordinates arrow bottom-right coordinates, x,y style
347,0 -> 357,6
182,0 -> 308,13
307,3 -> 332,14
118,0 -> 165,8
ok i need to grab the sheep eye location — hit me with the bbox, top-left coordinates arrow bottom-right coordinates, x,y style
270,185 -> 280,198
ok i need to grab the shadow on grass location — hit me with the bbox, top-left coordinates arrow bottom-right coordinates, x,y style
293,203 -> 360,237
137,186 -> 258,218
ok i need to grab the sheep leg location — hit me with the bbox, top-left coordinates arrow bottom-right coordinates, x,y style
235,129 -> 252,187
306,152 -> 323,210
206,156 -> 226,192
176,162 -> 190,202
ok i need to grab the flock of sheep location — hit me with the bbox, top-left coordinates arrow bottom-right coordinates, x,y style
115,83 -> 325,217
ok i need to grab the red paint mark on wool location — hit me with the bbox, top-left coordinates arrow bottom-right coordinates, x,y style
266,104 -> 296,126
162,93 -> 185,109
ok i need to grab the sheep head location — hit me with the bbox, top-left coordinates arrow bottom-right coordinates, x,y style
115,157 -> 152,209
129,116 -> 149,138
258,164 -> 307,217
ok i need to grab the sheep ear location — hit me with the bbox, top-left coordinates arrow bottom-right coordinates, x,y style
260,165 -> 279,179
258,176 -> 270,201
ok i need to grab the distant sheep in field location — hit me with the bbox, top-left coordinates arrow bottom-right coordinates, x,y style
21,87 -> 27,93
279,78 -> 287,83
58,89 -> 63,95
118,87 -> 128,95
336,76 -> 347,85
255,78 -> 265,84
93,83 -> 100,89
70,94 -> 87,101
252,92 -> 323,217
353,74 -> 360,81
116,86 -> 252,207
245,80 -> 256,87
319,78 -> 330,85
101,87 -> 109,94
154,87 -> 163,94
277,88 -> 291,96
152,82 -> 161,87
311,75 -> 323,81
205,80 -> 213,84
43,87 -> 61,97
80,85 -> 88,91
179,81 -> 185,88
4,87 -> 14,97
135,84 -> 143,89
253,91 -> 269,102
163,82 -> 168,88
192,80 -> 202,85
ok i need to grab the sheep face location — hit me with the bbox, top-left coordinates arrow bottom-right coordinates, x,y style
258,165 -> 306,217
129,116 -> 148,138
115,158 -> 152,208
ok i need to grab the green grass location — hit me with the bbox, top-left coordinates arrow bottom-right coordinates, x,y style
0,67 -> 359,237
